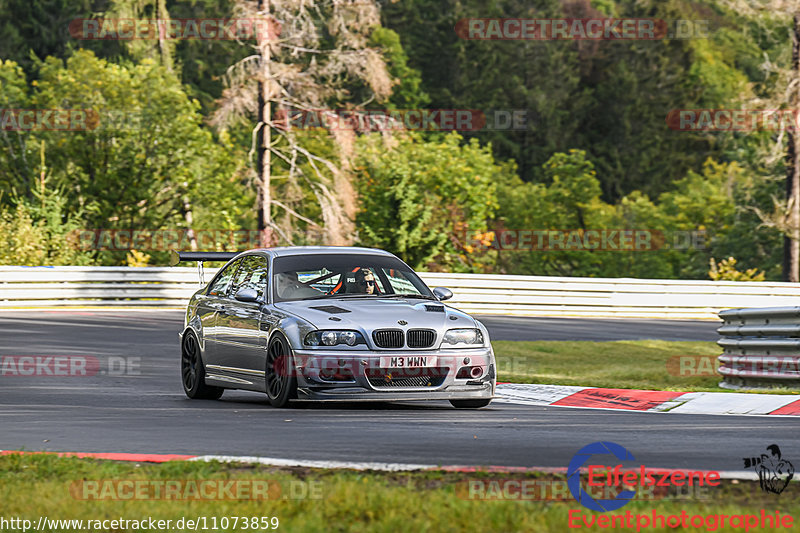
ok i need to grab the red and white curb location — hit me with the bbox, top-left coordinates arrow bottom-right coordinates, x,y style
0,450 -> 759,479
495,384 -> 800,416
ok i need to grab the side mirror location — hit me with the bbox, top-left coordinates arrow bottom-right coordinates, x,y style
432,287 -> 453,301
234,288 -> 259,303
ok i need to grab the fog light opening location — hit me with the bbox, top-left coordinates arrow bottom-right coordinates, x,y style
319,366 -> 354,381
457,365 -> 483,379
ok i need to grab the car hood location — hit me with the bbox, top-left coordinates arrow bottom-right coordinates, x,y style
274,297 -> 477,332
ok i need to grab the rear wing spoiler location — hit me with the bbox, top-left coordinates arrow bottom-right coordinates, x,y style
169,251 -> 239,266
169,250 -> 239,284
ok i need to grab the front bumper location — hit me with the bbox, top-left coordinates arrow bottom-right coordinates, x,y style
291,346 -> 496,401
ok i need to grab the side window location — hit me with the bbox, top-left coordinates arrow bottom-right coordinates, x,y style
207,259 -> 241,297
381,268 -> 421,295
230,256 -> 269,300
229,257 -> 253,296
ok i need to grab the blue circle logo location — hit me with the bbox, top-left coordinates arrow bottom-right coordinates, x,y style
567,441 -> 637,512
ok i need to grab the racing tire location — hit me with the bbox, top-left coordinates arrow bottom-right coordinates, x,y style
181,331 -> 224,400
450,399 -> 491,409
265,333 -> 297,408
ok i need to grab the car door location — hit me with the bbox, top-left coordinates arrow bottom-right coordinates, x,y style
198,258 -> 242,368
215,255 -> 270,380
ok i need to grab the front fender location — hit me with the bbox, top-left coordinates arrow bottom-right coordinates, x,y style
273,314 -> 316,351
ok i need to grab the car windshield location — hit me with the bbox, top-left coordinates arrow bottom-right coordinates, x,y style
272,253 -> 434,302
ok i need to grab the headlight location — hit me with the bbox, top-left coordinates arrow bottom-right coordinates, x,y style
304,330 -> 366,347
442,328 -> 484,346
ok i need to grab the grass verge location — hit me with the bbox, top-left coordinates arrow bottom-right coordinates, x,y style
1,454 -> 797,532
491,340 -> 800,394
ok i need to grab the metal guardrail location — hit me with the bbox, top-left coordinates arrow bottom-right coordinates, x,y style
420,273 -> 800,319
0,266 -> 207,307
717,307 -> 800,389
4,266 -> 800,318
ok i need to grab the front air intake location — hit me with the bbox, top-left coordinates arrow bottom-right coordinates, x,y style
372,329 -> 404,348
407,329 -> 435,348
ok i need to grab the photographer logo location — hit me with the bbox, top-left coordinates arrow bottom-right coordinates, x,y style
743,445 -> 794,495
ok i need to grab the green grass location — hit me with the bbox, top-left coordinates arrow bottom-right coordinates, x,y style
491,340 -> 800,394
1,454 -> 798,532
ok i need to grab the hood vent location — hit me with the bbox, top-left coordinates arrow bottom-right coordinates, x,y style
424,305 -> 445,313
309,305 -> 351,314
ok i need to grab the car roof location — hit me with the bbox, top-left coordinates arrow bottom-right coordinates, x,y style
247,246 -> 396,258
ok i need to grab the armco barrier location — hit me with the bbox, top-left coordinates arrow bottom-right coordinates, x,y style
0,266 -> 205,307
717,307 -> 800,389
3,266 -> 800,318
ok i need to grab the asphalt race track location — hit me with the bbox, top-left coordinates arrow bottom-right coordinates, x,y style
1,310 -> 796,471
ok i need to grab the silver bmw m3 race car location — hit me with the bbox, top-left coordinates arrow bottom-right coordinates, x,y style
176,246 -> 496,408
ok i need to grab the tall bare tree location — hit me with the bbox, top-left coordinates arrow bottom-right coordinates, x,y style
212,0 -> 393,246
256,0 -> 272,247
785,13 -> 800,281
719,1 -> 800,280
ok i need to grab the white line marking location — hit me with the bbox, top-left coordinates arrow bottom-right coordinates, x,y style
189,454 -> 763,479
191,455 -> 433,471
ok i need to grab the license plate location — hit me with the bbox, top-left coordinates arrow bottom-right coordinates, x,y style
379,356 -> 437,368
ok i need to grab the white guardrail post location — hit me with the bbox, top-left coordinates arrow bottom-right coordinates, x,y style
3,266 -> 800,319
717,307 -> 800,389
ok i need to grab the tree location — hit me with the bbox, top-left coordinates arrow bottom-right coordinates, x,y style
0,59 -> 34,200
104,0 -> 175,70
493,149 -> 617,277
709,257 -> 765,281
354,132 -> 505,271
212,0 -> 396,246
381,0 -> 776,203
0,177 -> 94,266
0,0 -> 120,70
490,151 -> 773,280
715,0 -> 800,280
381,0 -> 591,187
0,50 -> 249,263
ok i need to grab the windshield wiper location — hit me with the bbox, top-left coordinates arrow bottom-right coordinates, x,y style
380,293 -> 437,300
330,293 -> 382,299
330,293 -> 435,299
284,293 -> 437,301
